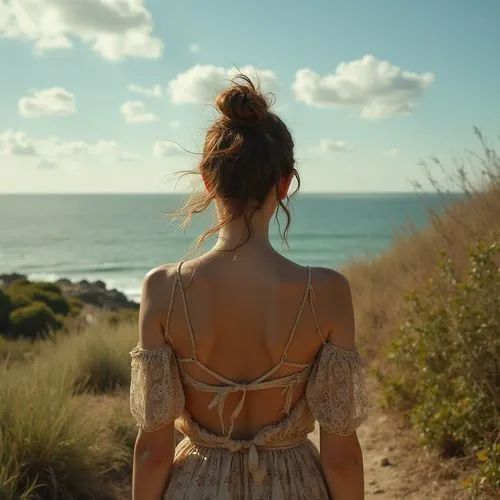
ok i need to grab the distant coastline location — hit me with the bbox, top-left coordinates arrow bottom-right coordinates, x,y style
0,272 -> 139,311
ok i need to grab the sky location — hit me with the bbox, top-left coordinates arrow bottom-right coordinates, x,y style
0,0 -> 499,194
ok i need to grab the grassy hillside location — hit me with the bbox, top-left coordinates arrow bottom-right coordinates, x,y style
0,322 -> 138,500
346,130 -> 500,496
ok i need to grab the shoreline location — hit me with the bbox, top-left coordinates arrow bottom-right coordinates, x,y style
0,272 -> 140,311
0,268 -> 142,302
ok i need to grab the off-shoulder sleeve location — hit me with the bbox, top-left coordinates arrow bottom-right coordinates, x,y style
306,342 -> 368,435
130,343 -> 185,432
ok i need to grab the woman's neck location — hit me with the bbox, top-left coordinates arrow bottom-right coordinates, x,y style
213,213 -> 273,252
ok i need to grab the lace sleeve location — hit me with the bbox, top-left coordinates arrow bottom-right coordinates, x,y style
130,343 -> 185,432
306,342 -> 368,435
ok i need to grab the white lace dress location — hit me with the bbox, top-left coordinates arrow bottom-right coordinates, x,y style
130,341 -> 367,499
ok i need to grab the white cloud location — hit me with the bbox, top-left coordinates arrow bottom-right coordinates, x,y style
0,130 -> 37,156
0,0 -> 163,61
35,35 -> 72,53
169,120 -> 180,128
293,55 -> 434,119
37,159 -> 57,169
168,65 -> 278,104
153,141 -> 186,158
318,139 -> 354,153
0,129 -> 139,163
121,100 -> 158,124
18,87 -> 76,117
127,83 -> 163,97
119,151 -> 140,162
384,148 -> 398,156
188,43 -> 200,53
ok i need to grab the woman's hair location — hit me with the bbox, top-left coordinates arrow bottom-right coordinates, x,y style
178,73 -> 300,248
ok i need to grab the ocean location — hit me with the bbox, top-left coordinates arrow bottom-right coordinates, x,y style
0,193 -> 460,302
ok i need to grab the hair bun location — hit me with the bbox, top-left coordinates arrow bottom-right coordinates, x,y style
216,74 -> 269,128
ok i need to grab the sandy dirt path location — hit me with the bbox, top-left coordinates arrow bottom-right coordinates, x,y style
310,378 -> 470,499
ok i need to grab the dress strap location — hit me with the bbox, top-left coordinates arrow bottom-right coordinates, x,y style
308,271 -> 326,343
280,266 -> 312,362
176,261 -> 198,360
164,270 -> 178,345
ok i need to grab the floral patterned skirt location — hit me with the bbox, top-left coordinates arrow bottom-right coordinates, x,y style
164,437 -> 331,500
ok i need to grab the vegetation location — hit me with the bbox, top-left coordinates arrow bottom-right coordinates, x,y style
8,281 -> 70,316
0,290 -> 12,332
67,324 -> 133,394
0,280 -> 84,340
346,129 -> 500,496
9,302 -> 62,340
380,243 -> 500,493
0,322 -> 138,500
0,335 -> 42,363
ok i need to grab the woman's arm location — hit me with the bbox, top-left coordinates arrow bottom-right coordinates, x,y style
320,430 -> 364,500
320,270 -> 365,499
132,268 -> 176,500
133,424 -> 175,500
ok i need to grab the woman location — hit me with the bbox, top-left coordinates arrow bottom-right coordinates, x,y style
130,75 -> 367,499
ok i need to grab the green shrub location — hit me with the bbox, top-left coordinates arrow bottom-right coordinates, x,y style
383,241 -> 500,493
33,290 -> 70,316
68,296 -> 84,317
9,302 -> 63,340
7,283 -> 70,316
7,291 -> 31,310
0,289 -> 13,333
29,281 -> 62,294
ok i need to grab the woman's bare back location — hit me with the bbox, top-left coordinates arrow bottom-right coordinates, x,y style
149,251 -> 338,440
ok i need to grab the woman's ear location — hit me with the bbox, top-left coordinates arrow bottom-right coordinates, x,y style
278,171 -> 295,200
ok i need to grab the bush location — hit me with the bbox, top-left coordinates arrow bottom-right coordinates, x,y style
0,289 -> 13,333
29,281 -> 62,294
7,291 -> 31,310
382,241 -> 500,493
7,283 -> 71,316
68,296 -> 84,317
32,289 -> 70,316
9,302 -> 63,340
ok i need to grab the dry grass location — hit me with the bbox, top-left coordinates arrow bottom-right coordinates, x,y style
346,129 -> 500,365
345,129 -> 500,497
0,320 -> 139,499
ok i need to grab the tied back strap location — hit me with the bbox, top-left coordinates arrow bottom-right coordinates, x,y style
186,436 -> 308,484
179,364 -> 312,437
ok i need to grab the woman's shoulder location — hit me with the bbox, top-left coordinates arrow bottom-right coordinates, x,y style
141,263 -> 180,309
309,265 -> 351,297
308,265 -> 354,349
